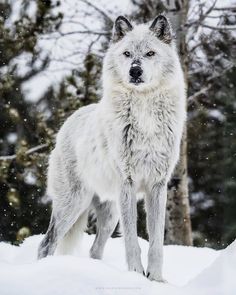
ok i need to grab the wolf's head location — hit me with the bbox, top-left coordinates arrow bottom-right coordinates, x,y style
103,15 -> 180,93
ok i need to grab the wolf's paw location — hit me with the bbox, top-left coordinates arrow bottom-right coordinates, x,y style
89,248 -> 102,260
146,270 -> 167,283
128,261 -> 145,275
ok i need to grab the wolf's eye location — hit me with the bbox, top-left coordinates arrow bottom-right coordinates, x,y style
123,51 -> 131,57
146,51 -> 155,57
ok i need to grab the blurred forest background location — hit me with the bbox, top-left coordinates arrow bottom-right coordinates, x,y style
0,0 -> 235,249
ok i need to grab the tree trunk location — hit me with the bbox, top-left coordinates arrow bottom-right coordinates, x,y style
165,0 -> 193,245
165,126 -> 192,245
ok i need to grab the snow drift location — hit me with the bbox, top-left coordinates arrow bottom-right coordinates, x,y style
0,234 -> 235,295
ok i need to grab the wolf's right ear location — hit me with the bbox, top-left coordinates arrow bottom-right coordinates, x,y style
112,16 -> 133,42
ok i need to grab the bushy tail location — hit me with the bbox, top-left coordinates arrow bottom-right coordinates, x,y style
55,209 -> 89,255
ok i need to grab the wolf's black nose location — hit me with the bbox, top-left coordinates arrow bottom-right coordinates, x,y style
129,66 -> 143,79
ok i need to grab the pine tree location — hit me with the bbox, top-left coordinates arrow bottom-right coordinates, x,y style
0,0 -> 62,243
185,5 -> 236,248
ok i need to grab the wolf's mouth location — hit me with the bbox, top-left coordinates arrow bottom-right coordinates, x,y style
130,78 -> 144,85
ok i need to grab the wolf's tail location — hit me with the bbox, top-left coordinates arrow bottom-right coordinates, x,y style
55,209 -> 89,255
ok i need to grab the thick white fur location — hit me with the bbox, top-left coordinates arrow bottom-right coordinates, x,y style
41,17 -> 186,282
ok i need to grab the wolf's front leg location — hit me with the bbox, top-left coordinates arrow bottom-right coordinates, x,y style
119,180 -> 144,274
146,180 -> 167,282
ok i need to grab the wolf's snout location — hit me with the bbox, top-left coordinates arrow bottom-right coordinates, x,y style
129,66 -> 143,79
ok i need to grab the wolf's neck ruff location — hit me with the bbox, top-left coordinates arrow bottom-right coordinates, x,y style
99,83 -> 179,187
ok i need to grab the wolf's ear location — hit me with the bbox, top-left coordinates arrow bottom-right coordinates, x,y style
112,16 -> 133,42
149,15 -> 172,44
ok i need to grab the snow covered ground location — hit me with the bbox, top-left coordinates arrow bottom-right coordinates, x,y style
0,234 -> 235,295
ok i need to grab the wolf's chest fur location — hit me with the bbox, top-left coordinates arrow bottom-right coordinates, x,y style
109,92 -> 179,183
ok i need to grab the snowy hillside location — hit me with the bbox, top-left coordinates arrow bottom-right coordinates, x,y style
0,234 -> 235,295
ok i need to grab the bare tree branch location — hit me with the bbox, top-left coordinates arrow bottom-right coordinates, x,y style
206,13 -> 236,18
79,0 -> 113,24
57,30 -> 109,37
213,6 -> 236,11
201,24 -> 236,30
188,64 -> 235,102
183,0 -> 217,29
189,42 -> 202,53
0,143 -> 49,161
188,85 -> 212,102
204,0 -> 218,17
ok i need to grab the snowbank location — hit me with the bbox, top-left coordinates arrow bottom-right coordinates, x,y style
0,234 -> 234,295
185,239 -> 236,295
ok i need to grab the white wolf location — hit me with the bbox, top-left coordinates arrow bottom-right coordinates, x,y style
38,15 -> 186,282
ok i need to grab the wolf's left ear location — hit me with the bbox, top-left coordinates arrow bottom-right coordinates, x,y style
149,15 -> 172,44
112,16 -> 133,42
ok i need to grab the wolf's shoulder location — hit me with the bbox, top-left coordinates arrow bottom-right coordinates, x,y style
62,103 -> 97,129
56,103 -> 98,147
69,103 -> 97,122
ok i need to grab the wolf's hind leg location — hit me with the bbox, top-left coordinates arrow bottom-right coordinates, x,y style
90,196 -> 118,259
38,187 -> 93,259
38,214 -> 57,259
56,209 -> 89,255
